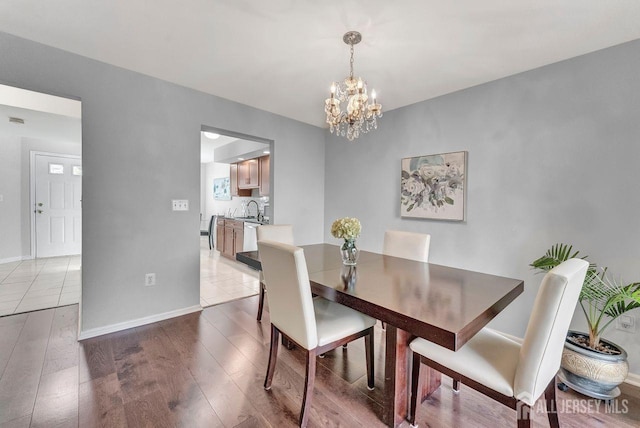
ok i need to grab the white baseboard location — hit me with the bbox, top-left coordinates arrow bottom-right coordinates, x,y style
0,255 -> 32,264
77,305 -> 202,340
625,372 -> 640,388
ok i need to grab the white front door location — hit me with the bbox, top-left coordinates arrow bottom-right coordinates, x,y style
34,154 -> 82,257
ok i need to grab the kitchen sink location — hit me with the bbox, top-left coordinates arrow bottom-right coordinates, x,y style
233,216 -> 269,225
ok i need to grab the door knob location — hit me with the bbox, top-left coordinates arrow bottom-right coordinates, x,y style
38,202 -> 43,206
37,210 -> 43,214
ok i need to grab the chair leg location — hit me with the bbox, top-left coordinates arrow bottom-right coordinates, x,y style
364,327 -> 375,390
544,377 -> 560,428
452,378 -> 460,393
516,403 -> 531,428
264,324 -> 279,390
282,336 -> 295,350
300,349 -> 317,428
257,282 -> 266,321
409,352 -> 422,426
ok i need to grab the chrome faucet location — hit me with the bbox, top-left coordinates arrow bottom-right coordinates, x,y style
246,200 -> 259,219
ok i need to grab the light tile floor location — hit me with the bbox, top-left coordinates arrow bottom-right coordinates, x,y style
0,255 -> 81,316
0,237 -> 258,316
200,236 -> 260,307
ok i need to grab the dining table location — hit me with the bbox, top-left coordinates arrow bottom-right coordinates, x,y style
236,243 -> 524,428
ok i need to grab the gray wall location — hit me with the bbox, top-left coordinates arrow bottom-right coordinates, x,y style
0,136 -> 22,261
325,40 -> 640,373
0,31 -> 325,333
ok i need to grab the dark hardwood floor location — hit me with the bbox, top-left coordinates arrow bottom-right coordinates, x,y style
0,297 -> 638,427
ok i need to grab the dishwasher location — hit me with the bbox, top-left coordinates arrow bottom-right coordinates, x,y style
243,222 -> 259,252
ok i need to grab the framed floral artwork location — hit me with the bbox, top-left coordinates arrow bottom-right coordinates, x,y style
401,151 -> 467,221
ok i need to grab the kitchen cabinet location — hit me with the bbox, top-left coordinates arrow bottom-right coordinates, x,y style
219,218 -> 245,259
230,164 -> 251,197
229,155 -> 269,197
223,224 -> 234,256
259,155 -> 270,196
215,218 -> 225,251
238,159 -> 260,189
233,223 -> 244,256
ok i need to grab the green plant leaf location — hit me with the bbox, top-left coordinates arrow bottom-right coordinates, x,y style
530,243 -> 592,272
529,243 -> 640,348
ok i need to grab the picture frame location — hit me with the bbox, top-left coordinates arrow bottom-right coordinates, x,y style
213,177 -> 231,201
400,151 -> 467,221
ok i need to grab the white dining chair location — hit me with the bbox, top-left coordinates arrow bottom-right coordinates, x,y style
408,258 -> 589,428
258,240 -> 376,428
256,224 -> 294,321
381,230 -> 431,329
383,230 -> 431,262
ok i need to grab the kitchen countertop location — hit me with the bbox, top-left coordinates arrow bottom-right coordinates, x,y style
223,216 -> 270,225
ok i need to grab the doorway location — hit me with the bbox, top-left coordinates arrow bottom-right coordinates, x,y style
199,126 -> 272,308
0,84 -> 82,316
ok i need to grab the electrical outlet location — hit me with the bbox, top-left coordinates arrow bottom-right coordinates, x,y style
616,314 -> 636,333
172,199 -> 189,211
145,273 -> 156,286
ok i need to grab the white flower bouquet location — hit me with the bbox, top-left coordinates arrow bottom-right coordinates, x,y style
331,217 -> 361,265
330,217 -> 361,241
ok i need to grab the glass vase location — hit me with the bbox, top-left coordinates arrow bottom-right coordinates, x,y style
340,239 -> 359,266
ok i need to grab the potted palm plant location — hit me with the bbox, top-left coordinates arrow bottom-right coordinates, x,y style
531,244 -> 640,399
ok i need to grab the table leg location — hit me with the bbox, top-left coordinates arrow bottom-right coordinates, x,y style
384,325 -> 441,427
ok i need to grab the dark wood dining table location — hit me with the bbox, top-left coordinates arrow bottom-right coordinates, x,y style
236,243 -> 524,428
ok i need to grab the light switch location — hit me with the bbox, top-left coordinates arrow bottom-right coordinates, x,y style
172,199 -> 189,211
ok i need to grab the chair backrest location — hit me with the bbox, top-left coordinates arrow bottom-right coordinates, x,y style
383,230 -> 431,262
257,225 -> 294,282
258,240 -> 317,350
257,224 -> 294,245
514,258 -> 588,405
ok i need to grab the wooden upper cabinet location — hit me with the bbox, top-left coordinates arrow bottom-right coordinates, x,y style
238,159 -> 259,189
230,156 -> 269,195
259,155 -> 270,196
230,163 -> 251,197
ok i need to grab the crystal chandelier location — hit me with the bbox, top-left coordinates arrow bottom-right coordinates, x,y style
325,31 -> 382,141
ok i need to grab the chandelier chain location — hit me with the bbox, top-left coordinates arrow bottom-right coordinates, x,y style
349,43 -> 354,79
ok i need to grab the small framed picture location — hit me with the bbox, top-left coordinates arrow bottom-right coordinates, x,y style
213,177 -> 231,201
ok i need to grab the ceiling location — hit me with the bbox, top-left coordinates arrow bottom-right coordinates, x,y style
0,84 -> 82,144
1,1 -> 639,128
200,134 -> 238,163
0,104 -> 81,143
